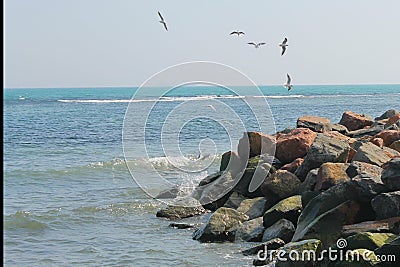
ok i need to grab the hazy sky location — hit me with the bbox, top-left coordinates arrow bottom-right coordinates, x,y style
4,0 -> 400,88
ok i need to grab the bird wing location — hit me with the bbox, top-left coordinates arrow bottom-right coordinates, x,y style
281,46 -> 286,55
239,32 -> 245,35
230,31 -> 238,35
158,11 -> 164,21
248,42 -> 256,46
282,37 -> 288,44
287,74 -> 291,84
258,42 -> 266,46
163,22 -> 168,31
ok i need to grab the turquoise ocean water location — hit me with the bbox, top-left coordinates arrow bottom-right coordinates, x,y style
3,85 -> 400,266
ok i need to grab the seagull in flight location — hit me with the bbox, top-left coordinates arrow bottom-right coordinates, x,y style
283,73 -> 292,91
248,42 -> 266,49
279,37 -> 288,55
206,104 -> 216,111
230,31 -> 245,36
158,11 -> 168,31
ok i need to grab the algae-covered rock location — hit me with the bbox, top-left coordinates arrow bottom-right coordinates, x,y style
263,195 -> 302,228
192,207 -> 249,242
345,232 -> 398,251
237,197 -> 268,220
156,198 -> 207,220
261,170 -> 301,199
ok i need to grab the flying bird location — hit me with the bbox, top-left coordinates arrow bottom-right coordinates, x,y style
248,42 -> 266,49
206,104 -> 216,111
279,37 -> 288,55
158,11 -> 168,31
283,73 -> 292,91
230,31 -> 245,36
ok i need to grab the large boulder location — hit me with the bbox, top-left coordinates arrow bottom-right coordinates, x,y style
295,134 -> 350,180
261,170 -> 301,199
263,195 -> 302,228
339,110 -> 374,131
381,158 -> 400,191
352,142 -> 393,167
292,182 -> 361,246
156,198 -> 207,220
371,191 -> 400,220
262,218 -> 295,243
314,163 -> 350,191
374,130 -> 400,147
238,132 -> 276,159
192,207 -> 249,242
237,197 -> 269,220
297,115 -> 332,132
275,128 -> 317,164
375,109 -> 399,121
235,216 -> 265,242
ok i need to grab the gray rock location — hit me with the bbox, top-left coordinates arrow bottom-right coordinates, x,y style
348,125 -> 385,138
237,197 -> 268,220
263,195 -> 302,228
262,218 -> 295,243
192,207 -> 249,242
381,158 -> 400,191
351,174 -> 389,202
156,198 -> 207,220
345,232 -> 398,251
298,168 -> 319,193
241,238 -> 285,256
235,217 -> 264,242
223,192 -> 247,209
375,109 -> 399,120
346,161 -> 383,179
352,142 -> 392,166
371,191 -> 400,220
295,134 -> 350,180
261,170 -> 301,199
301,190 -> 320,208
169,222 -> 196,229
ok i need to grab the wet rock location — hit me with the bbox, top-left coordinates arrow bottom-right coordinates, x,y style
342,217 -> 400,236
219,151 -> 242,173
374,130 -> 400,147
314,163 -> 350,191
280,158 -> 304,173
238,132 -> 276,159
233,161 -> 271,198
295,134 -> 350,180
237,197 -> 268,220
352,142 -> 392,167
263,195 -> 302,228
198,171 -> 223,187
192,207 -> 249,242
298,168 -> 319,192
381,158 -> 400,191
235,217 -> 264,242
262,218 -> 295,243
297,115 -> 332,132
155,187 -> 183,199
345,232 -> 398,251
241,238 -> 285,256
275,128 -> 317,164
339,110 -> 374,131
371,191 -> 400,220
156,198 -> 207,220
261,170 -> 301,199
169,222 -> 196,229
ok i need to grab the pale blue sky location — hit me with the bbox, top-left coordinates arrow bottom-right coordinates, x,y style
4,0 -> 400,88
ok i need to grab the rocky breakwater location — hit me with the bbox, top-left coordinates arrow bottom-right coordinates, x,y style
156,109 -> 400,266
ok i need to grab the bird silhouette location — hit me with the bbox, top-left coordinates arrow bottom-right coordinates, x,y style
284,73 -> 292,91
279,38 -> 288,55
158,11 -> 168,31
230,31 -> 245,36
248,42 -> 266,49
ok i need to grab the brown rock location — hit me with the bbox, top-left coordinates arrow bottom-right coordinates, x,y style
280,158 -> 304,173
238,132 -> 276,159
339,110 -> 374,131
374,130 -> 400,147
390,140 -> 400,152
387,113 -> 400,125
314,163 -> 350,191
275,128 -> 317,164
370,137 -> 384,148
297,115 -> 332,132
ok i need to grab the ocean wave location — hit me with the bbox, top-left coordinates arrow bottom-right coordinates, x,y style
4,211 -> 50,231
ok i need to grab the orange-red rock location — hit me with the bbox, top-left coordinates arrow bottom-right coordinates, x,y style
275,128 -> 317,164
370,137 -> 384,148
280,158 -> 304,173
339,111 -> 374,131
387,113 -> 400,125
374,130 -> 400,147
314,163 -> 350,191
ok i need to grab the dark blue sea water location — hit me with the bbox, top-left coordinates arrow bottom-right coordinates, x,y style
3,85 -> 400,266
